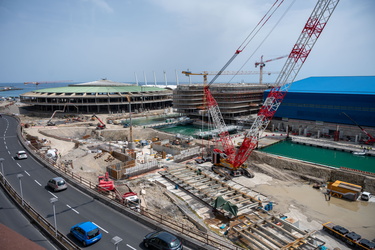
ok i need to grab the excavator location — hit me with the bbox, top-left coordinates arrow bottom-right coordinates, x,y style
92,114 -> 106,129
205,0 -> 340,179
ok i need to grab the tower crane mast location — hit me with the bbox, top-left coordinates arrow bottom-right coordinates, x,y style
255,55 -> 288,84
234,0 -> 340,169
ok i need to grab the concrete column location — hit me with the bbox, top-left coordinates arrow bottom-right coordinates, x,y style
317,130 -> 321,138
355,135 -> 358,143
303,128 -> 307,136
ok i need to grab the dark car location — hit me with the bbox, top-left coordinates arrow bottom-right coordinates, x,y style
195,158 -> 204,164
143,231 -> 183,250
332,225 -> 349,235
358,239 -> 375,249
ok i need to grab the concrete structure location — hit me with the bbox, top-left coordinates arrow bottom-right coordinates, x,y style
20,79 -> 173,114
268,76 -> 375,141
173,83 -> 269,125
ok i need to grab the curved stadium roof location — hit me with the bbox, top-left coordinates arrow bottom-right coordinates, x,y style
29,79 -> 169,94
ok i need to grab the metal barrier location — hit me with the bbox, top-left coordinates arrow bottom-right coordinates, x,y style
0,173 -> 79,250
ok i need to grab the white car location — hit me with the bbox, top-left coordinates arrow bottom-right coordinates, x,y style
16,151 -> 28,160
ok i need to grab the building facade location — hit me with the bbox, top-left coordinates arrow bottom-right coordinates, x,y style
268,76 -> 375,140
173,83 -> 270,125
20,79 -> 173,114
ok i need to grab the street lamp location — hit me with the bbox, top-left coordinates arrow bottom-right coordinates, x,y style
0,158 -> 4,177
50,197 -> 58,237
111,236 -> 123,250
17,174 -> 24,206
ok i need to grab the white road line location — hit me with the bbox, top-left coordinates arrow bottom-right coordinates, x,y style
5,145 -> 7,149
24,170 -> 30,176
92,222 -> 108,234
66,204 -> 79,214
127,244 -> 137,250
34,180 -> 42,186
17,163 -> 22,168
48,191 -> 58,198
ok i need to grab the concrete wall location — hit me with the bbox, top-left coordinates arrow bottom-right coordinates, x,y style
250,151 -> 375,193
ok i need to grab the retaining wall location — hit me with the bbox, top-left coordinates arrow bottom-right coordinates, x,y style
250,151 -> 375,193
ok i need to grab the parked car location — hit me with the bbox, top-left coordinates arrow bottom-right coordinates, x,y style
360,191 -> 372,201
143,231 -> 183,250
16,151 -> 27,159
70,221 -> 102,246
47,177 -> 67,191
195,158 -> 204,164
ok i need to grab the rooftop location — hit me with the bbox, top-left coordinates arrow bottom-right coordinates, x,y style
289,76 -> 375,94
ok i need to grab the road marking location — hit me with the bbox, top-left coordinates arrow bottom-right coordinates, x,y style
35,180 -> 42,186
5,145 -> 7,149
127,244 -> 137,250
24,170 -> 30,176
17,163 -> 22,168
48,191 -> 58,198
92,222 -> 108,234
66,204 -> 79,214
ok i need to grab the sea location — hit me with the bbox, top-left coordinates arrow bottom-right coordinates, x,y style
0,81 -> 181,99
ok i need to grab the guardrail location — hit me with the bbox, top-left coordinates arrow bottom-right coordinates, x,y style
0,173 -> 79,250
14,115 -> 244,250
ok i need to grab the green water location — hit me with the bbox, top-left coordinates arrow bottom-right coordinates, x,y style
158,124 -> 210,137
260,140 -> 375,173
129,114 -> 182,126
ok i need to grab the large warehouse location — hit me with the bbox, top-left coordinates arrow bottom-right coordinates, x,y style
20,79 -> 173,114
268,76 -> 375,140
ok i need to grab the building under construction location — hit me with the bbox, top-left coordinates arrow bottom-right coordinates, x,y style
20,79 -> 173,114
173,83 -> 270,125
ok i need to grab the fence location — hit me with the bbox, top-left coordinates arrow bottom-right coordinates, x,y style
15,116 -> 243,250
0,173 -> 79,250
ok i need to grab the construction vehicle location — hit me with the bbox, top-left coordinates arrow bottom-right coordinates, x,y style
205,0 -> 340,178
96,172 -> 140,210
326,180 -> 362,201
47,104 -> 67,126
92,114 -> 106,129
322,222 -> 375,249
342,112 -> 375,144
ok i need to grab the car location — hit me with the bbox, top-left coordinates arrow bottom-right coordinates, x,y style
16,150 -> 27,160
360,191 -> 372,201
47,177 -> 67,191
70,221 -> 102,246
143,231 -> 183,250
195,158 -> 204,164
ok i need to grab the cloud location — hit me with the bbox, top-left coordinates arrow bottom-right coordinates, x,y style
81,0 -> 114,13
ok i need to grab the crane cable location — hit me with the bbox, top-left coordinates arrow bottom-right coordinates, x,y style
228,0 -> 297,83
208,0 -> 285,86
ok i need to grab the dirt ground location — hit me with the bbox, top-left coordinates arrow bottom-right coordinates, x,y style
9,105 -> 375,249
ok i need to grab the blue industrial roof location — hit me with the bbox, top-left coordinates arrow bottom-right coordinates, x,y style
289,76 -> 375,94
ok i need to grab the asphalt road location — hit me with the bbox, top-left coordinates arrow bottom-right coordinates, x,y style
0,115 -> 189,250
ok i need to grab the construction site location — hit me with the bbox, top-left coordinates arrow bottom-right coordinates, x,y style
14,105 -> 374,249
2,0 -> 375,249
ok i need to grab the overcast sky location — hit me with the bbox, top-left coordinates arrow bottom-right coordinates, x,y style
0,0 -> 374,84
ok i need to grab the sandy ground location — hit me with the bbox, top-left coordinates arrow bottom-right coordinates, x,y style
8,103 -> 374,249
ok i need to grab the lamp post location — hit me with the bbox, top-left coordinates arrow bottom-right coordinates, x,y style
111,236 -> 123,250
50,197 -> 58,237
0,158 -> 4,177
17,174 -> 24,205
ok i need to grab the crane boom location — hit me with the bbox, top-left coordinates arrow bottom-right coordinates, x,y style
234,0 -> 340,168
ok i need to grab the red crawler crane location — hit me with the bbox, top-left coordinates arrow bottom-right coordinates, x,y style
207,0 -> 340,178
